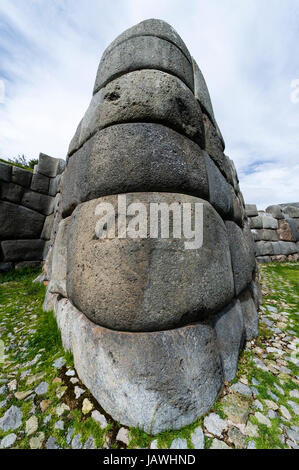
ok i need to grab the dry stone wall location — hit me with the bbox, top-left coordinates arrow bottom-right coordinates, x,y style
43,19 -> 261,434
246,203 -> 299,263
0,154 -> 64,271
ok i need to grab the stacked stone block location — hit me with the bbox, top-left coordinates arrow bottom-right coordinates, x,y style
246,203 -> 299,263
44,19 -> 261,434
0,153 -> 64,271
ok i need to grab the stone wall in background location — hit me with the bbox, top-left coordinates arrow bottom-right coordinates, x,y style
43,19 -> 261,434
0,154 -> 64,271
245,203 -> 299,263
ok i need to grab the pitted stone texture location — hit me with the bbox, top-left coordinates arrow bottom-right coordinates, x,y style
1,240 -> 45,262
48,217 -> 70,298
68,70 -> 204,156
67,194 -> 234,332
226,221 -> 256,296
93,35 -> 194,94
62,124 -> 209,217
102,19 -> 192,65
213,300 -> 245,382
54,297 -> 224,435
266,205 -> 284,219
204,152 -> 232,218
239,289 -> 258,340
0,201 -> 45,239
245,204 -> 258,217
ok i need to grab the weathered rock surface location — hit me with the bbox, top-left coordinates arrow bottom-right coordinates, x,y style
1,240 -> 45,261
54,297 -> 223,434
239,289 -> 259,340
48,217 -> 70,298
225,221 -> 256,296
101,18 -> 192,66
68,70 -> 204,155
93,35 -> 194,94
67,194 -> 234,331
0,201 -> 45,240
63,123 -> 209,217
213,300 -> 245,382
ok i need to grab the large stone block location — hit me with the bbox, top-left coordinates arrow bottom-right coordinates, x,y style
286,218 -> 299,241
249,279 -> 263,310
245,204 -> 258,217
11,166 -> 32,188
62,123 -> 209,217
278,219 -> 295,241
22,191 -> 54,216
48,174 -> 62,197
203,114 -> 231,178
0,182 -> 24,204
213,300 -> 245,382
204,152 -> 233,218
48,218 -> 70,298
30,173 -> 50,194
102,18 -> 192,65
261,214 -> 278,230
0,162 -> 12,182
93,35 -> 194,94
239,289 -> 258,341
192,59 -> 215,122
41,213 -> 54,240
1,240 -> 45,261
67,194 -> 234,332
37,153 -> 59,178
54,297 -> 224,434
249,215 -> 263,229
229,186 -> 243,227
68,70 -> 205,156
0,201 -> 45,240
266,205 -> 284,219
255,241 -> 275,256
226,221 -> 256,296
281,205 -> 299,218
251,229 -> 279,242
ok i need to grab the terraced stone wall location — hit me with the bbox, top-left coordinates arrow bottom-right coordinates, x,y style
0,154 -> 64,271
246,204 -> 299,263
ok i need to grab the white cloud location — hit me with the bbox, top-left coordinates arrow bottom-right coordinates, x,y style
0,80 -> 5,103
0,0 -> 298,208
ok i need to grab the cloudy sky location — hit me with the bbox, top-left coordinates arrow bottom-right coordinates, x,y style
0,0 -> 298,208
